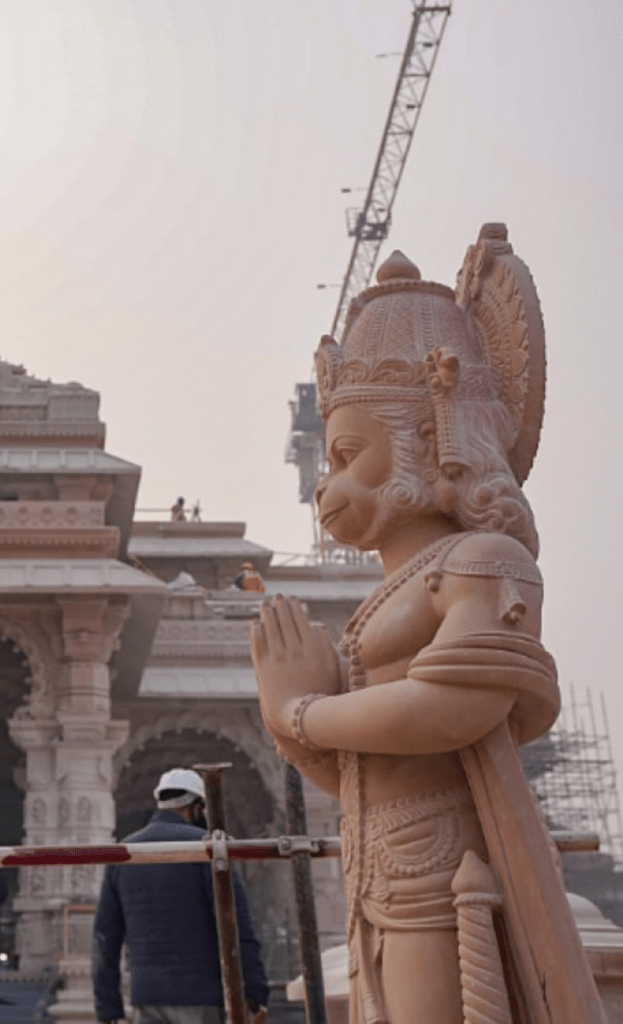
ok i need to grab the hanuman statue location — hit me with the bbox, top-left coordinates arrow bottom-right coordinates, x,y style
251,225 -> 606,1024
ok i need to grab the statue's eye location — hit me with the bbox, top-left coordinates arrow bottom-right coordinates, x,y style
337,446 -> 360,465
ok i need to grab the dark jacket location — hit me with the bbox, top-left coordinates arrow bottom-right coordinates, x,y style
92,811 -> 268,1021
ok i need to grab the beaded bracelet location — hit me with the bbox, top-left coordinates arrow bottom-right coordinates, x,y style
291,693 -> 326,749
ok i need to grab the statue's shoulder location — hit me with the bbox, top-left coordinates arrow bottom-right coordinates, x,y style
428,532 -> 543,630
442,531 -> 541,581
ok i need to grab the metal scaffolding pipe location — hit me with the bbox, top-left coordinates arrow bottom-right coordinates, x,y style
285,763 -> 327,1024
0,831 -> 594,869
194,762 -> 249,1024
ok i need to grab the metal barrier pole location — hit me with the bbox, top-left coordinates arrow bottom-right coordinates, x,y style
284,763 -> 327,1024
0,830 -> 597,869
194,762 -> 247,1024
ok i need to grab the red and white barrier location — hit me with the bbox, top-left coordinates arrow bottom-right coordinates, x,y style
0,835 -> 342,868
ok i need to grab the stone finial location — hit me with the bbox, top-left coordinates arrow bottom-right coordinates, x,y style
376,249 -> 421,283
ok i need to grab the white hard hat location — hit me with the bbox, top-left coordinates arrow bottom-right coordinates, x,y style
153,768 -> 205,808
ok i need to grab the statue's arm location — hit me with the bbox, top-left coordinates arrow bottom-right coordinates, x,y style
260,694 -> 340,796
290,669 -> 516,756
256,537 -> 549,757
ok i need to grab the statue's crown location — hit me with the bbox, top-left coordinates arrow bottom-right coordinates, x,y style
314,225 -> 546,484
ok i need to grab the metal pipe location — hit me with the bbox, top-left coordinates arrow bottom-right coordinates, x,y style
0,836 -> 342,868
284,763 -> 327,1024
194,762 -> 247,1024
0,830 -> 594,869
550,831 -> 599,853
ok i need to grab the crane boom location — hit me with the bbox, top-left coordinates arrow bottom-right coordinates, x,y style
331,3 -> 452,340
286,3 -> 452,523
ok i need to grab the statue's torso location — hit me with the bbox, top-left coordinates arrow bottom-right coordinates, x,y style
342,549 -> 469,807
339,528 -> 550,807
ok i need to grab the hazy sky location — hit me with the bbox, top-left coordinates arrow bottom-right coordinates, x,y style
0,2 -> 622,794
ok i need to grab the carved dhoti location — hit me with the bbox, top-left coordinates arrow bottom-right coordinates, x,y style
340,779 -> 486,1024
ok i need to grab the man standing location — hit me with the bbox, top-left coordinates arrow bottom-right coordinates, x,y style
93,768 -> 269,1024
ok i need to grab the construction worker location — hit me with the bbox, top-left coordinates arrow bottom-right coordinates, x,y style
93,768 -> 268,1024
233,563 -> 266,594
171,497 -> 186,521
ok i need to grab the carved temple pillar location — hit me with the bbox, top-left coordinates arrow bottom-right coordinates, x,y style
0,358 -> 165,1023
9,597 -> 130,1022
53,597 -> 130,849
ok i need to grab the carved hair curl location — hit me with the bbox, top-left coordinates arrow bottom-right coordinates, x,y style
367,398 -> 539,558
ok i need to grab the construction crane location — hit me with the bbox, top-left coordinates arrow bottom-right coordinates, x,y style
333,2 -> 452,340
286,2 -> 452,524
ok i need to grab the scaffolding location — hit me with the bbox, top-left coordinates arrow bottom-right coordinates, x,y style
525,687 -> 623,867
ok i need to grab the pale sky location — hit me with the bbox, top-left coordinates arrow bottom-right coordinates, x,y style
0,2 -> 622,796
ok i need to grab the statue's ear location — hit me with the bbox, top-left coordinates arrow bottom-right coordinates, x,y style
417,418 -> 462,514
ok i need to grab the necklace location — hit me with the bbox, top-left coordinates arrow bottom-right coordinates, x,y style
341,532 -> 465,691
339,531 -> 468,942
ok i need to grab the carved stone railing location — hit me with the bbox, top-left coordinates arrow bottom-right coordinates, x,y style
151,618 -> 251,658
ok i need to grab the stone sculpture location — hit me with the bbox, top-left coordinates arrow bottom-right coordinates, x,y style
251,225 -> 606,1023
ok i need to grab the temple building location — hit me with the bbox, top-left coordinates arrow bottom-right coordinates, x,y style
0,360 -> 381,1022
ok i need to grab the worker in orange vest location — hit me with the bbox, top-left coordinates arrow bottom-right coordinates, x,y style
233,562 -> 266,593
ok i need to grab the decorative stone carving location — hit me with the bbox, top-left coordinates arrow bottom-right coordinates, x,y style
58,797 -> 70,828
154,619 -> 251,643
151,617 -> 253,659
29,868 -> 47,895
204,597 -> 264,619
0,359 -> 100,422
71,863 -> 97,894
455,224 -> 545,482
252,228 -> 606,1023
76,796 -> 91,823
0,502 -> 105,529
0,528 -> 120,559
31,797 -> 47,825
0,405 -> 45,421
3,594 -> 131,988
58,597 -> 130,664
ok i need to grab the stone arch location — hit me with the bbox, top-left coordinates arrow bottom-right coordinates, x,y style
114,726 -> 277,841
0,635 -> 31,835
0,634 -> 34,951
114,707 -> 284,812
0,614 -> 56,720
114,723 -> 292,960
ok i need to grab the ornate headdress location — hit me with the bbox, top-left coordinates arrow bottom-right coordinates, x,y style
315,223 -> 545,484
